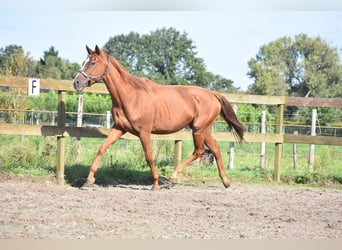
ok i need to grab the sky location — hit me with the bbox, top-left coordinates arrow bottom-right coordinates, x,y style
1,0 -> 342,91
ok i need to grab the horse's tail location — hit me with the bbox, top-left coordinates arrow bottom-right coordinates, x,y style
215,93 -> 244,142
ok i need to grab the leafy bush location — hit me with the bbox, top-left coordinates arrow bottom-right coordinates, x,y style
0,135 -> 56,175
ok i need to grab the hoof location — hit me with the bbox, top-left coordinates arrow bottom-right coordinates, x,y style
169,177 -> 178,184
221,176 -> 231,188
151,185 -> 162,191
80,178 -> 96,190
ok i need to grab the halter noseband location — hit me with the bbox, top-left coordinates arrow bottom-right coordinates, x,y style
78,56 -> 110,86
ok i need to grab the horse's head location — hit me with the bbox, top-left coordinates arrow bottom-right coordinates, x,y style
73,45 -> 109,92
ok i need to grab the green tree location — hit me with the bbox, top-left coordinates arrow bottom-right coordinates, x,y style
291,34 -> 342,98
104,32 -> 147,77
0,45 -> 36,77
247,34 -> 342,98
60,59 -> 80,80
36,46 -> 80,80
104,27 -> 235,89
208,73 -> 236,92
36,46 -> 63,79
144,27 -> 204,85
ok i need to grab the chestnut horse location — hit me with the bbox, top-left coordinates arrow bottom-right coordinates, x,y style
73,45 -> 244,190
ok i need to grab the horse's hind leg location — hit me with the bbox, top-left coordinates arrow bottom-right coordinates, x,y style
204,132 -> 230,188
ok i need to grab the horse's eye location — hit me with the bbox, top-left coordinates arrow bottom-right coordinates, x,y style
91,61 -> 96,65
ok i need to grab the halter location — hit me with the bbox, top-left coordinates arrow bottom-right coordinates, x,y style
78,56 -> 110,86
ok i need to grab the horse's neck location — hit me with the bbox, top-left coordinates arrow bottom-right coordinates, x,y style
103,68 -> 135,107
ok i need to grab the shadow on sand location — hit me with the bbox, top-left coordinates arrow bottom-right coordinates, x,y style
64,164 -> 171,189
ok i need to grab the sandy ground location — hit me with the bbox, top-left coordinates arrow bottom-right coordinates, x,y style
0,175 -> 341,239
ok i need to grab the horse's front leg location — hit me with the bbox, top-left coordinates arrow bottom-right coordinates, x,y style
139,132 -> 161,190
82,128 -> 125,188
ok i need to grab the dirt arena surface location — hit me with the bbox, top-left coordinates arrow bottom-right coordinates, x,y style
0,176 -> 341,239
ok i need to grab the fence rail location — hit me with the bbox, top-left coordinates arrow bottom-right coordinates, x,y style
3,108 -> 341,136
2,124 -> 342,146
1,75 -> 342,184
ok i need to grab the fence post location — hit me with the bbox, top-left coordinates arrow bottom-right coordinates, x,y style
274,104 -> 284,182
309,109 -> 317,173
56,90 -> 66,185
106,111 -> 111,129
228,105 -> 237,169
293,131 -> 299,170
76,94 -> 83,164
174,140 -> 182,169
260,110 -> 266,169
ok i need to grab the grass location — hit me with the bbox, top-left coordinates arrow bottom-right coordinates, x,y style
0,135 -> 341,188
0,135 -> 56,176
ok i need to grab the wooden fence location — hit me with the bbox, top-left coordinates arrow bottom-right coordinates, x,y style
1,75 -> 342,184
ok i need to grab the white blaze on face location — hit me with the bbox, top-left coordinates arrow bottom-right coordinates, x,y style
81,57 -> 90,71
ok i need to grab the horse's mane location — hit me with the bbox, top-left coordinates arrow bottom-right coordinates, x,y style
108,55 -> 148,91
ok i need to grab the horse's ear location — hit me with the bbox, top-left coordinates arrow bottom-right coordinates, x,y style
86,45 -> 94,55
95,45 -> 104,57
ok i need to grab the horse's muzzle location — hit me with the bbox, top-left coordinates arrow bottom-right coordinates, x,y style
73,78 -> 86,92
